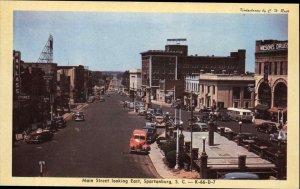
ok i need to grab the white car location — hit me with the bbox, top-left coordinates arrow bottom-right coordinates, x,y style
73,112 -> 85,121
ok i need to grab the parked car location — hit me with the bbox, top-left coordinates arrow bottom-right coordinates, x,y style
189,122 -> 208,132
45,120 -> 58,132
54,116 -> 67,128
143,126 -> 157,144
155,108 -> 163,116
129,129 -> 150,154
73,112 -> 85,121
99,96 -> 105,102
219,112 -> 230,122
256,122 -> 278,134
235,133 -> 258,143
155,115 -> 165,127
24,128 -> 54,144
270,130 -> 287,144
198,112 -> 210,122
138,106 -> 146,116
145,122 -> 156,129
145,109 -> 155,120
222,172 -> 259,180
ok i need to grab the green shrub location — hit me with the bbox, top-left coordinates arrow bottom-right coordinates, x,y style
161,140 -> 176,155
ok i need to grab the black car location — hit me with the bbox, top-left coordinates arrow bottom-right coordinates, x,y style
256,122 -> 278,134
54,116 -> 67,128
143,126 -> 157,144
222,172 -> 259,180
188,122 -> 208,132
235,133 -> 258,143
220,112 -> 230,122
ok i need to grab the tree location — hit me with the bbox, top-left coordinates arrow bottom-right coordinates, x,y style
121,70 -> 130,90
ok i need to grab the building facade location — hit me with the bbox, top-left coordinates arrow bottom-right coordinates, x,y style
129,68 -> 142,98
141,39 -> 246,101
184,74 -> 200,108
254,39 -> 288,122
198,73 -> 255,109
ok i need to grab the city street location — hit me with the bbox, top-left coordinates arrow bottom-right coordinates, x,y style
12,94 -> 160,178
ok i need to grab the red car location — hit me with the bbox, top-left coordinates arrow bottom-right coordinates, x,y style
129,130 -> 150,154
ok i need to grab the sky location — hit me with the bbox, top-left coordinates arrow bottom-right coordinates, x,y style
13,11 -> 288,72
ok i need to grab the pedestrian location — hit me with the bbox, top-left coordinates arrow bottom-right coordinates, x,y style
123,101 -> 126,109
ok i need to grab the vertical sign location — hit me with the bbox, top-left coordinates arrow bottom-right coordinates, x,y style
14,51 -> 21,96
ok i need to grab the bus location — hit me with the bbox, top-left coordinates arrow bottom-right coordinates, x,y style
227,107 -> 254,123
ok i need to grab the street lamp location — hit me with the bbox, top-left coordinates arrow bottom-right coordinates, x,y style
174,100 -> 181,169
277,133 -> 282,153
189,91 -> 194,171
239,121 -> 242,133
202,136 -> 206,155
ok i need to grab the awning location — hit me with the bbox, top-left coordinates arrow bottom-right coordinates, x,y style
255,104 -> 269,111
268,107 -> 287,113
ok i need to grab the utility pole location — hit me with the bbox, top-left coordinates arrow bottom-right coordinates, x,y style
190,91 -> 194,171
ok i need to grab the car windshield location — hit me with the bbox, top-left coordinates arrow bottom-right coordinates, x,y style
134,135 -> 145,140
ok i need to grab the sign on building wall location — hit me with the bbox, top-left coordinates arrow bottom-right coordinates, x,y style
259,42 -> 288,51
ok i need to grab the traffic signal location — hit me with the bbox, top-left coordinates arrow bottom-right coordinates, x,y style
264,64 -> 269,82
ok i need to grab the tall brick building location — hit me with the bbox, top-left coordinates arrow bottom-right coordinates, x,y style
141,39 -> 246,100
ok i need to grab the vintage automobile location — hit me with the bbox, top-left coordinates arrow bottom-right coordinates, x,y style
219,112 -> 231,122
270,130 -> 287,144
129,130 -> 150,154
235,133 -> 258,144
99,96 -> 105,102
189,122 -> 208,132
145,122 -> 156,129
256,122 -> 278,134
24,128 -> 54,144
222,172 -> 259,180
155,115 -> 165,127
142,126 -> 157,144
73,112 -> 85,121
138,106 -> 146,116
54,116 -> 67,128
145,109 -> 155,120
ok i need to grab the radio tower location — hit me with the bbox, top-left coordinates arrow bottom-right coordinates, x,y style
37,35 -> 53,63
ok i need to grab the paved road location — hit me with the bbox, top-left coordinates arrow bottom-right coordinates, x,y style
12,94 -> 160,178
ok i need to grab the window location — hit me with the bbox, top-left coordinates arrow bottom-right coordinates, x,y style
274,62 -> 277,75
280,62 -> 283,75
207,86 -> 210,93
202,85 -> 204,93
258,62 -> 262,74
212,85 -> 215,95
269,63 -> 272,75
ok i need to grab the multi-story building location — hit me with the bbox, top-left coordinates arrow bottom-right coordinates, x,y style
141,39 -> 246,100
129,68 -> 142,98
198,73 -> 255,109
184,74 -> 200,108
254,39 -> 288,122
57,65 -> 87,104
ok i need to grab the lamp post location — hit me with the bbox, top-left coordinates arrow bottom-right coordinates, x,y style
239,121 -> 242,133
202,136 -> 206,155
174,101 -> 181,169
189,91 -> 194,171
277,133 -> 282,153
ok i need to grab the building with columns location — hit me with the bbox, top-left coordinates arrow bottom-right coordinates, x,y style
254,39 -> 288,122
184,74 -> 200,108
198,73 -> 255,109
129,68 -> 142,98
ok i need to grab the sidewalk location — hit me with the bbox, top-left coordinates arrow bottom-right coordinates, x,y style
148,141 -> 199,179
148,130 -> 275,179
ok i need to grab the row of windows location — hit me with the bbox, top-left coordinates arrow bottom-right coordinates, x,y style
257,61 -> 286,75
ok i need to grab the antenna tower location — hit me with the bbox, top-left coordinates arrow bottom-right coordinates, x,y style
37,35 -> 53,63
